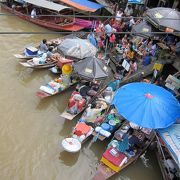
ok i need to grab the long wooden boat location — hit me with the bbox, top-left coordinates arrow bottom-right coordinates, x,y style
19,58 -> 57,69
155,124 -> 180,180
0,1 -> 89,32
36,75 -> 78,98
93,122 -> 155,180
61,81 -> 121,152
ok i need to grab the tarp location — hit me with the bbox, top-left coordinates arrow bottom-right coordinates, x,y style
59,0 -> 104,12
158,124 -> 180,167
24,0 -> 71,12
128,0 -> 145,4
57,38 -> 97,59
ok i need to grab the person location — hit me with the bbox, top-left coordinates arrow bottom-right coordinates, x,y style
128,16 -> 135,31
46,47 -> 60,62
115,9 -> 123,21
31,8 -> 37,18
163,34 -> 176,47
39,39 -> 48,54
142,52 -> 151,66
124,59 -> 137,80
87,32 -> 97,48
104,23 -> 113,47
109,30 -> 116,52
98,36 -> 105,52
124,4 -> 133,16
125,47 -> 135,60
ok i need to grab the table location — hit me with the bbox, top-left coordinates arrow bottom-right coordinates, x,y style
157,43 -> 169,50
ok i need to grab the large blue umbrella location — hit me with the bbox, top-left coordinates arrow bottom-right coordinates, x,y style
112,82 -> 180,129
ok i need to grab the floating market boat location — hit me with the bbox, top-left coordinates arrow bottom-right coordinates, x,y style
60,80 -> 103,121
19,58 -> 57,69
36,75 -> 78,98
93,122 -> 155,180
0,0 -> 91,32
92,106 -> 125,141
61,81 -> 121,152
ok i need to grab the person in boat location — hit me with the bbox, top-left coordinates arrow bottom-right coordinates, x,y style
39,39 -> 48,54
46,47 -> 60,62
31,8 -> 37,19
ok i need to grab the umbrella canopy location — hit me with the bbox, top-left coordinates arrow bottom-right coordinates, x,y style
112,82 -> 180,129
73,57 -> 108,80
146,7 -> 180,32
57,38 -> 97,59
132,20 -> 162,39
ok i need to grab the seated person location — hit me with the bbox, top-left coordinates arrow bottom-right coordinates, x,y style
142,52 -> 151,66
46,47 -> 60,62
39,39 -> 48,54
124,47 -> 135,60
124,59 -> 137,80
128,129 -> 146,148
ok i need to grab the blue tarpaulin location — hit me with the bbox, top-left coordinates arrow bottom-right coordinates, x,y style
128,0 -> 145,4
59,0 -> 104,12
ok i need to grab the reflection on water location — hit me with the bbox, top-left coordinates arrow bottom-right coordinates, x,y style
0,7 -> 163,180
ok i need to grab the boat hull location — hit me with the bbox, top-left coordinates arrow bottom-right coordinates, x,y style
0,3 -> 85,31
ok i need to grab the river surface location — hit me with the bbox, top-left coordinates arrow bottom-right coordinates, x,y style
0,7 -> 163,180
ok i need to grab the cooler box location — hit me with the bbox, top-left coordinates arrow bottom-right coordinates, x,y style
25,46 -> 38,56
101,147 -> 127,172
57,58 -> 73,68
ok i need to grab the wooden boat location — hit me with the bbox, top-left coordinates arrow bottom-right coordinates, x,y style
92,106 -> 124,141
14,32 -> 87,60
60,80 -> 104,121
93,122 -> 155,180
61,81 -> 121,152
19,58 -> 57,69
155,124 -> 180,180
0,1 -> 88,32
36,75 -> 78,98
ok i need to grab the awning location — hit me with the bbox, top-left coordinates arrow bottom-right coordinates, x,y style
128,0 -> 145,4
24,0 -> 71,12
59,0 -> 104,12
158,124 -> 180,168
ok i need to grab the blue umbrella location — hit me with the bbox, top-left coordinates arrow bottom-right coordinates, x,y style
112,82 -> 180,129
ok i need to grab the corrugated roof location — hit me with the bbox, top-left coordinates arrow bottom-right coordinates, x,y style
24,0 -> 71,12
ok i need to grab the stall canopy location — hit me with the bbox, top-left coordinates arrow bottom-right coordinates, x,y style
112,82 -> 180,129
73,57 -> 108,80
146,7 -> 180,32
59,0 -> 104,12
57,38 -> 97,59
158,124 -> 180,168
23,0 -> 71,12
131,20 -> 162,39
128,0 -> 145,4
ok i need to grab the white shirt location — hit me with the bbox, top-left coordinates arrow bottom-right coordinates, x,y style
31,9 -> 36,18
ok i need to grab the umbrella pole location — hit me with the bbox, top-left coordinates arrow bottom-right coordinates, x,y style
104,37 -> 108,64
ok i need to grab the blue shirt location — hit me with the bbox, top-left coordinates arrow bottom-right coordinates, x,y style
143,55 -> 151,66
104,24 -> 113,37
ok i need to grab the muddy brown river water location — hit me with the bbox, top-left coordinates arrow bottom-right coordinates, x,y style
0,7 -> 163,180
